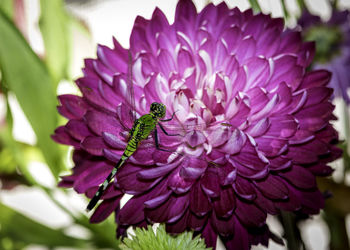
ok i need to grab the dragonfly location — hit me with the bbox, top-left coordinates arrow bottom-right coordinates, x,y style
86,52 -> 226,212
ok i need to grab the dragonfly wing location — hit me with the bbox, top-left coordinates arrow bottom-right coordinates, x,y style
127,50 -> 137,124
126,50 -> 136,127
160,120 -> 233,135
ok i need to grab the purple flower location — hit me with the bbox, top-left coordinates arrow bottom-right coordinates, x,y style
298,9 -> 350,103
52,1 -> 341,249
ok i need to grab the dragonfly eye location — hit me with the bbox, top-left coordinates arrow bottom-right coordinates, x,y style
150,102 -> 166,118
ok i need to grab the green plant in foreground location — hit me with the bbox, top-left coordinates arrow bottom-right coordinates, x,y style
120,225 -> 211,250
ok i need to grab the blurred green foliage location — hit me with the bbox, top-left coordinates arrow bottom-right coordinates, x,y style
39,0 -> 70,85
0,8 -> 63,178
0,203 -> 85,249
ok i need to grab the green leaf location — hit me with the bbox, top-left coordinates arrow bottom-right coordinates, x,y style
281,0 -> 290,19
0,202 -> 86,248
0,0 -> 14,19
0,9 -> 63,178
39,0 -> 70,84
74,214 -> 121,249
120,224 -> 211,250
0,96 -> 36,185
247,0 -> 262,13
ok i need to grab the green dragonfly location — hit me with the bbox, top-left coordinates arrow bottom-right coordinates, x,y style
86,52 -> 224,212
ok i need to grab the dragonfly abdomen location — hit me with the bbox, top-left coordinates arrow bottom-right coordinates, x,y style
123,137 -> 139,158
86,157 -> 126,211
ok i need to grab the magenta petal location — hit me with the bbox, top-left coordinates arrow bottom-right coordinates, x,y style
144,189 -> 172,209
78,79 -> 116,113
143,178 -> 172,209
269,55 -> 303,91
255,189 -> 279,215
207,126 -> 230,147
201,220 -> 218,248
211,212 -> 236,237
246,118 -> 270,137
304,87 -> 333,107
84,110 -> 121,136
103,149 -> 122,163
255,175 -> 289,200
118,195 -> 146,225
218,163 -> 237,186
188,212 -> 208,231
52,126 -> 80,147
92,60 -> 114,85
117,165 -> 162,195
285,145 -> 318,164
175,0 -> 197,24
166,209 -> 188,234
86,184 -> 123,199
220,129 -> 246,155
74,162 -> 113,193
299,190 -> 324,214
268,115 -> 298,138
146,193 -> 189,223
223,218 -> 250,250
168,166 -> 194,194
189,181 -> 211,216
157,49 -> 176,78
102,132 -> 127,149
233,176 -> 256,201
307,164 -> 333,176
235,199 -> 266,227
255,136 -> 288,157
299,69 -> 331,89
90,197 -> 121,223
184,130 -> 206,148
275,184 -> 302,212
57,95 -> 88,119
280,165 -> 316,190
80,136 -> 106,156
245,57 -> 270,89
180,157 -> 207,180
269,156 -> 292,171
97,44 -> 127,73
65,119 -> 90,141
234,36 -> 256,63
213,187 -> 236,218
137,161 -> 179,180
200,168 -> 220,198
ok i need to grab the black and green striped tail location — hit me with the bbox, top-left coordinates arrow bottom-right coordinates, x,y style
86,158 -> 126,212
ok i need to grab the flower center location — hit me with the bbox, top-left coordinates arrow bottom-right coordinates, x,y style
304,25 -> 343,63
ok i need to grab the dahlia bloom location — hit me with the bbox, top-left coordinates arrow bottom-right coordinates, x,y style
53,0 -> 341,249
298,9 -> 350,103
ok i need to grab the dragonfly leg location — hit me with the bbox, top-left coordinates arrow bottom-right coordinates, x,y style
159,111 -> 176,122
154,128 -> 174,152
158,122 -> 180,136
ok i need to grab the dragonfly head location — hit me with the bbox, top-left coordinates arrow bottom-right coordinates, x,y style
150,102 -> 166,119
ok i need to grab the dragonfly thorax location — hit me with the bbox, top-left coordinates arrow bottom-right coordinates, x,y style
150,102 -> 166,119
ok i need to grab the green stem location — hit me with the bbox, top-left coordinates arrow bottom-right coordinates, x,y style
323,207 -> 349,250
281,0 -> 290,20
342,100 -> 350,143
41,185 -> 119,248
341,100 -> 350,177
248,0 -> 262,13
296,0 -> 306,12
41,186 -> 79,220
280,211 -> 305,250
330,0 -> 338,8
